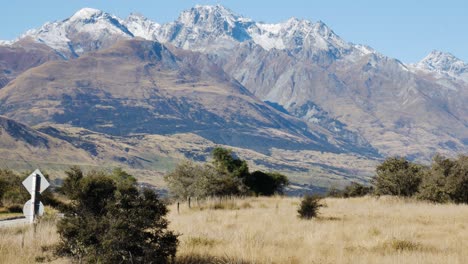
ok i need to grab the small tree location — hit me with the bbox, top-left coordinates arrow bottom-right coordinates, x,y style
59,166 -> 84,199
297,195 -> 323,219
417,155 -> 452,203
418,155 -> 468,203
57,167 -> 178,263
212,147 -> 250,180
372,157 -> 423,197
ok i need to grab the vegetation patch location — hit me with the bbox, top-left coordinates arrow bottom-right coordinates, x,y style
376,239 -> 427,252
195,199 -> 252,211
176,254 -> 252,264
165,147 -> 289,200
298,195 -> 323,219
186,236 -> 218,248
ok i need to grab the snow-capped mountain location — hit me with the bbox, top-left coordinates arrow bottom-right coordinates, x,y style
0,5 -> 466,162
19,7 -> 133,57
3,5 -> 384,62
417,51 -> 467,74
152,5 -> 354,56
249,18 -> 351,54
153,5 -> 254,50
124,13 -> 160,40
0,40 -> 12,46
411,50 -> 468,83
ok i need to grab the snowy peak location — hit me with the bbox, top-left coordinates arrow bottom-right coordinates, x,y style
160,5 -> 352,53
416,50 -> 467,75
0,40 -> 12,46
19,8 -> 133,57
69,7 -> 103,22
153,5 -> 255,50
182,5 -> 251,26
175,5 -> 253,42
63,7 -> 133,37
250,17 -> 350,53
125,13 -> 160,40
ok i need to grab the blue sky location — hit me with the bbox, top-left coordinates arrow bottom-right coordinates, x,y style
2,0 -> 467,63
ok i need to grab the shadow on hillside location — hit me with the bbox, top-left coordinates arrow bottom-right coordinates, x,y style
176,254 -> 252,264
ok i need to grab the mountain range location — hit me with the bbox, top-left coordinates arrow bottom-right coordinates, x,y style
0,5 -> 466,188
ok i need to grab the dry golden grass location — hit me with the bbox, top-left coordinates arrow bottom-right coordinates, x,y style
1,196 -> 468,264
0,221 -> 63,264
169,196 -> 468,264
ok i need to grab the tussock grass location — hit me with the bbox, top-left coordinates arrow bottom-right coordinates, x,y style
190,197 -> 253,211
1,196 -> 468,263
169,196 -> 468,264
0,221 -> 63,264
381,239 -> 424,252
186,236 -> 219,248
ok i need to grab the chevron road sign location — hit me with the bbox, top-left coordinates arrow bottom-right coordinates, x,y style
22,169 -> 50,223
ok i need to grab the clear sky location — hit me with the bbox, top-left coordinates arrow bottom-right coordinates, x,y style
2,0 -> 467,63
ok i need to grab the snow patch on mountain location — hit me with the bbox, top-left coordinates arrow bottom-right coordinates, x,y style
416,50 -> 467,74
250,23 -> 286,50
69,7 -> 103,22
248,17 -> 352,53
16,8 -> 133,56
125,13 -> 160,40
0,40 -> 13,46
410,50 -> 468,83
22,22 -> 71,51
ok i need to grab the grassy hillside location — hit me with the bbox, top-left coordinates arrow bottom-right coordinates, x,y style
1,196 -> 467,263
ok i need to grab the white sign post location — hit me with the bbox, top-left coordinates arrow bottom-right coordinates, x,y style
22,169 -> 49,223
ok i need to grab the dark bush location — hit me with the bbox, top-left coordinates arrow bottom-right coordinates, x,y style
297,195 -> 323,219
245,171 -> 289,196
56,167 -> 178,263
7,204 -> 23,213
343,182 -> 373,198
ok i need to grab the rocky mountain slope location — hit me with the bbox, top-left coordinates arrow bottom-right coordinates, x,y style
120,5 -> 466,161
0,38 -> 376,157
0,116 -> 96,169
0,114 -> 376,187
0,5 -> 466,187
0,39 -> 63,89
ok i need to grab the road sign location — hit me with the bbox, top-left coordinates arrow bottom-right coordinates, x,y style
21,169 -> 49,223
23,199 -> 45,218
22,169 -> 49,194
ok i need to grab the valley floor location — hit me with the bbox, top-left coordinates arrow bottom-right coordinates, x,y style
1,196 -> 467,263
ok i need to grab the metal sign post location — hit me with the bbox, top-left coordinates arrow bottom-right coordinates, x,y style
22,169 -> 49,223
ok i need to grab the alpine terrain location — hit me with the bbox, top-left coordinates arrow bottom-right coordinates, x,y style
0,6 -> 466,189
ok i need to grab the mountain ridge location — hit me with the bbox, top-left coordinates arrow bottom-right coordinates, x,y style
0,6 -> 466,186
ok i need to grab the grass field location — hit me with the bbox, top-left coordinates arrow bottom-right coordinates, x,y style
1,196 -> 467,264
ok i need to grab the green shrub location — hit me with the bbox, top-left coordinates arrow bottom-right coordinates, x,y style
372,157 -> 424,197
56,167 -> 178,263
297,195 -> 323,219
0,169 -> 29,207
418,155 -> 468,203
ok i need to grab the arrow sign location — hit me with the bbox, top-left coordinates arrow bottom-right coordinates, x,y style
22,169 -> 49,223
23,199 -> 45,218
22,169 -> 49,194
